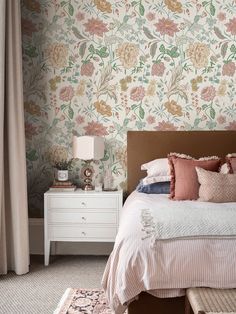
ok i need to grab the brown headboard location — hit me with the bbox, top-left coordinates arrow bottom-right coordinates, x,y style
127,131 -> 236,194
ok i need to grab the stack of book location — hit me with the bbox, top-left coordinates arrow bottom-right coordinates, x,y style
49,180 -> 77,192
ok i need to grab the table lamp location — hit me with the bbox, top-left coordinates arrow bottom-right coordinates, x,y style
73,135 -> 105,190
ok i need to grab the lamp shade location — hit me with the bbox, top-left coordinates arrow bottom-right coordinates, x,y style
73,135 -> 104,160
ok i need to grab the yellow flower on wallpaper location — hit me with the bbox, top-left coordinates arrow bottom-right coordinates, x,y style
25,100 -> 41,116
146,80 -> 156,96
187,43 -> 210,69
164,0 -> 182,13
47,43 -> 68,69
94,100 -> 112,116
191,76 -> 202,91
120,76 -> 132,91
217,80 -> 227,96
49,76 -> 61,91
76,80 -> 86,96
116,43 -> 139,69
165,100 -> 183,116
94,0 -> 112,13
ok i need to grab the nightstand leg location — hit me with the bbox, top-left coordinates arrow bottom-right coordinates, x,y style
44,239 -> 50,266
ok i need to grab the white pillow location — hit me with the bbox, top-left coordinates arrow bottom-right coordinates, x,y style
141,158 -> 171,185
220,163 -> 230,174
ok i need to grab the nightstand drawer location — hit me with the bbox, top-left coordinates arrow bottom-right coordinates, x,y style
48,210 -> 117,224
48,225 -> 117,239
48,196 -> 117,209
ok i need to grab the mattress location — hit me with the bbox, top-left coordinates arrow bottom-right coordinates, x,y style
102,191 -> 236,314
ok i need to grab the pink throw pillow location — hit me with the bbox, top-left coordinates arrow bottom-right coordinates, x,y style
168,153 -> 222,200
226,154 -> 236,174
196,167 -> 236,202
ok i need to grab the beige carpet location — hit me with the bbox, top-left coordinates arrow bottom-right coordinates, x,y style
0,255 -> 108,314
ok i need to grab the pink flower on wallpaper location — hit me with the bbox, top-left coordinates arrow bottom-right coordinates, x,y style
21,18 -> 37,37
146,12 -> 155,21
151,62 -> 165,76
81,62 -> 95,76
25,123 -> 38,139
76,11 -> 85,21
154,121 -> 177,131
225,17 -> 236,36
222,62 -> 236,77
217,115 -> 226,124
76,115 -> 85,124
217,12 -> 226,21
59,86 -> 74,102
84,18 -> 109,37
154,18 -> 179,37
146,115 -> 156,124
201,86 -> 216,102
84,121 -> 109,136
225,121 -> 236,130
130,86 -> 145,101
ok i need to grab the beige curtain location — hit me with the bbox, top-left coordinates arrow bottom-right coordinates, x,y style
0,0 -> 29,275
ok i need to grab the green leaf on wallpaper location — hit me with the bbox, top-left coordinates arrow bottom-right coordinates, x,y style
209,3 -> 215,16
150,42 -> 157,58
123,118 -> 129,126
131,1 -> 137,6
61,104 -> 67,110
68,107 -> 74,119
68,3 -> 74,16
214,27 -> 225,40
221,42 -> 228,58
139,3 -> 145,16
27,150 -> 38,161
52,118 -> 60,126
79,42 -> 87,58
88,44 -> 95,54
139,106 -> 145,119
230,44 -> 236,53
194,15 -> 200,23
60,1 -> 67,6
25,46 -> 38,58
202,104 -> 208,110
159,44 -> 165,53
167,47 -> 179,58
96,47 -> 109,58
143,27 -> 155,40
210,107 -> 216,119
72,27 -> 85,40
123,15 -> 129,23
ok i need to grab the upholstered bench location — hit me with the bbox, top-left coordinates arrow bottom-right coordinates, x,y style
185,288 -> 236,314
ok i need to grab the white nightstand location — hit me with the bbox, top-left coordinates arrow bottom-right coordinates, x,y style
44,189 -> 123,265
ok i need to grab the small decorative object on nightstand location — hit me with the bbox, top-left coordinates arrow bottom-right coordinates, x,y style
73,136 -> 104,191
44,189 -> 123,266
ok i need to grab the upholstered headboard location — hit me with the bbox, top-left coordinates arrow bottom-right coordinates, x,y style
127,131 -> 236,194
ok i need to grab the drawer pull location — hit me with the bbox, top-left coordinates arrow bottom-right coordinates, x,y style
81,202 -> 86,207
82,216 -> 86,221
82,231 -> 86,236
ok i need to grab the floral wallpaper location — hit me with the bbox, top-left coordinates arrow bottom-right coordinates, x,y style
21,0 -> 236,217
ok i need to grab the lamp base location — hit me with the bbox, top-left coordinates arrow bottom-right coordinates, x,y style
82,161 -> 94,191
84,183 -> 93,191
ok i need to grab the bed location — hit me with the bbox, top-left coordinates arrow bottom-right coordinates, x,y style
102,131 -> 236,314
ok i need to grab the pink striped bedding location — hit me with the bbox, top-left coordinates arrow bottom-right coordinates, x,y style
102,191 -> 236,314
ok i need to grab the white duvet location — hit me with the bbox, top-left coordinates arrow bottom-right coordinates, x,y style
102,191 -> 236,314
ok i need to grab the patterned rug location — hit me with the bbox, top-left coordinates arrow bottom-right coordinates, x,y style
54,288 -> 127,314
